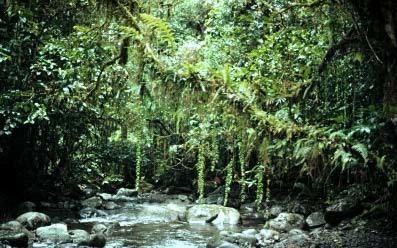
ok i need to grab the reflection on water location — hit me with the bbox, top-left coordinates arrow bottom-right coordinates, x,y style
77,204 -> 243,248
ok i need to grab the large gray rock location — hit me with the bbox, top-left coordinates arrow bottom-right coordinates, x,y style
273,233 -> 312,248
92,223 -> 107,234
306,211 -> 326,228
325,198 -> 361,225
16,212 -> 51,230
1,221 -> 24,231
79,207 -> 108,218
136,204 -> 179,222
69,229 -> 90,244
36,223 -> 71,243
81,196 -> 103,209
266,213 -> 305,232
0,229 -> 29,247
259,228 -> 280,240
166,203 -> 188,221
1,221 -> 33,239
79,233 -> 106,247
223,232 -> 257,247
104,201 -> 120,210
186,204 -> 240,225
97,193 -> 113,201
116,188 -> 138,197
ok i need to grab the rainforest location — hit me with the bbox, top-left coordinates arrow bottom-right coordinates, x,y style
0,0 -> 397,247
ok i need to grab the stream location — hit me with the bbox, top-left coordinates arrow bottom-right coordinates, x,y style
31,195 -> 261,248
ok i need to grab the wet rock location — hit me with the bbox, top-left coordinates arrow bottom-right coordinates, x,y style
187,204 -> 240,225
177,194 -> 189,202
1,221 -> 24,231
112,195 -> 136,202
324,184 -> 366,225
97,193 -> 113,201
92,223 -> 107,234
81,186 -> 98,197
69,229 -> 90,244
224,232 -> 257,247
324,198 -> 361,225
104,222 -> 120,236
266,213 -> 305,232
166,203 -> 188,221
36,223 -> 71,243
140,181 -> 154,193
207,238 -> 240,248
81,196 -> 103,209
306,211 -> 326,228
288,201 -> 311,216
104,201 -> 120,210
0,229 -> 29,248
203,186 -> 224,205
16,212 -> 51,230
1,221 -> 33,239
79,233 -> 106,247
273,232 -> 312,248
116,188 -> 138,197
79,207 -> 108,218
137,204 -> 179,222
258,228 -> 280,240
269,205 -> 283,218
242,229 -> 258,236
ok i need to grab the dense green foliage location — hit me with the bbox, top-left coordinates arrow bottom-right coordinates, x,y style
1,0 -> 396,208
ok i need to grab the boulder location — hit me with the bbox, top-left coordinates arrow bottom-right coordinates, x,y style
0,230 -> 29,247
273,232 -> 312,248
136,204 -> 179,222
177,194 -> 189,202
97,193 -> 113,201
92,223 -> 107,234
104,201 -> 120,210
36,223 -> 71,243
306,211 -> 326,228
166,203 -> 188,221
116,188 -> 138,197
1,221 -> 24,231
16,212 -> 51,230
266,213 -> 305,232
81,196 -> 103,209
223,232 -> 257,247
242,229 -> 258,236
69,229 -> 90,244
186,204 -> 240,225
259,228 -> 280,241
325,198 -> 361,225
1,221 -> 33,239
207,238 -> 240,248
79,233 -> 106,247
269,205 -> 283,218
79,207 -> 108,218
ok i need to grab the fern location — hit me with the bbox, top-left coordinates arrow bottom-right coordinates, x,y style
351,143 -> 369,164
332,147 -> 357,171
140,13 -> 175,45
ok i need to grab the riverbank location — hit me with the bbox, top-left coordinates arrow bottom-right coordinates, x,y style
1,186 -> 396,247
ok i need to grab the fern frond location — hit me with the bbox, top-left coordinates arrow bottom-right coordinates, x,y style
140,14 -> 175,45
351,143 -> 368,164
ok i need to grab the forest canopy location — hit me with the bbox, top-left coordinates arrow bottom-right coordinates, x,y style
1,0 -> 397,209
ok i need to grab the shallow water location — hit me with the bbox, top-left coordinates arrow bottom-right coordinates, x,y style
39,202 -> 253,248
